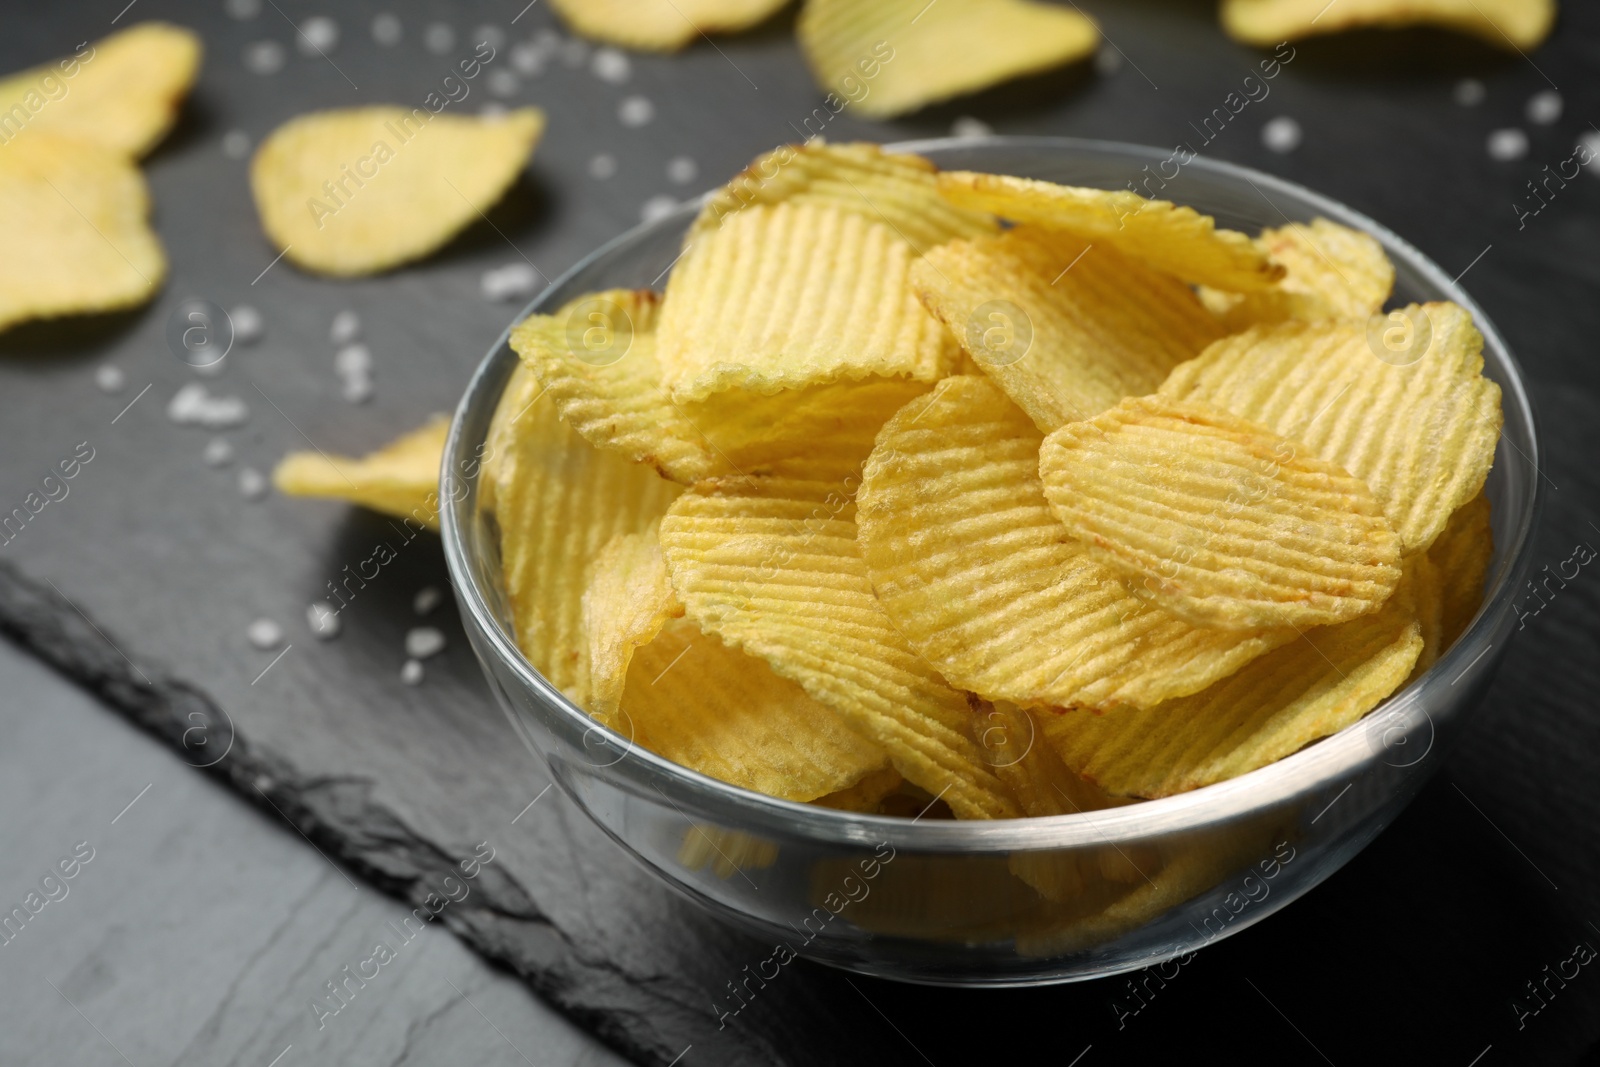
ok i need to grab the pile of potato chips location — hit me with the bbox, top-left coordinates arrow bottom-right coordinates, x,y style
446,140 -> 1502,820
0,24 -> 200,333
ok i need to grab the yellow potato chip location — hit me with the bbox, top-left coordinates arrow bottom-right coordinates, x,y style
1038,395 -> 1404,631
857,376 -> 1296,711
688,141 -> 998,252
1043,574 -> 1423,798
273,414 -> 448,529
913,226 -> 1225,432
550,0 -> 788,52
582,525 -> 684,720
1160,303 -> 1502,555
937,171 -> 1282,292
0,23 -> 201,157
811,766 -> 904,811
678,823 -> 779,879
1407,553 -> 1445,682
511,288 -> 929,485
1430,492 -> 1493,647
0,133 -> 166,333
486,362 -> 681,705
968,701 -> 1126,818
1201,218 -> 1395,330
250,106 -> 545,277
1221,0 -> 1556,51
620,619 -> 889,801
796,0 -> 1098,119
656,202 -> 960,401
657,475 -> 1021,819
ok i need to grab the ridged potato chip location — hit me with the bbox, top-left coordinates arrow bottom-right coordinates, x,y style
487,362 -> 682,705
0,133 -> 166,332
511,288 -> 928,485
796,0 -> 1099,119
1407,553 -> 1445,682
1430,492 -> 1493,647
550,0 -> 788,52
0,23 -> 201,157
914,226 -> 1225,432
1221,0 -> 1556,51
1201,218 -> 1395,330
689,141 -> 998,251
583,525 -> 684,720
937,171 -> 1282,292
250,106 -> 544,277
1160,303 -> 1502,555
620,619 -> 889,801
812,766 -> 904,811
857,377 -> 1295,711
657,475 -> 1021,819
274,414 -> 448,528
968,701 -> 1125,818
1044,574 -> 1422,798
1039,395 -> 1404,631
656,202 -> 960,401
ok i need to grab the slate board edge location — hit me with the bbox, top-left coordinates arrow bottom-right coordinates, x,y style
0,557 -> 694,1067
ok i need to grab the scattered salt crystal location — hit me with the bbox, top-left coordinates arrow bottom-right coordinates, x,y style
168,383 -> 249,429
307,601 -> 341,639
1487,128 -> 1529,162
400,659 -> 425,685
618,95 -> 654,128
423,22 -> 455,54
592,47 -> 630,84
588,153 -> 618,180
221,130 -> 252,160
950,116 -> 992,139
511,43 -> 546,76
226,0 -> 261,19
473,24 -> 506,50
481,263 -> 541,302
203,437 -> 234,467
1453,78 -> 1486,107
1261,116 -> 1302,154
238,467 -> 268,499
405,626 -> 447,659
247,617 -> 283,649
641,195 -> 678,223
414,586 -> 442,615
244,40 -> 286,75
372,13 -> 402,46
667,156 -> 698,185
1526,90 -> 1562,126
561,39 -> 590,68
330,309 -> 361,345
334,343 -> 372,376
95,365 -> 125,394
1093,47 -> 1122,76
297,16 -> 339,55
488,69 -> 519,97
341,375 -> 373,404
231,304 -> 263,344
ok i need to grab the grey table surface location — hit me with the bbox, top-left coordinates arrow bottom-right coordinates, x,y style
4,1 -> 1600,1065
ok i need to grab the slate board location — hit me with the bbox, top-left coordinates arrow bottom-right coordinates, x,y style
4,1 -> 1600,1065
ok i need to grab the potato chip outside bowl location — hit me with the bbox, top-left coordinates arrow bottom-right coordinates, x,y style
441,137 -> 1541,985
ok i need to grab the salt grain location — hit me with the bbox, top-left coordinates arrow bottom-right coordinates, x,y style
511,43 -> 546,77
231,304 -> 263,344
168,383 -> 250,429
641,195 -> 678,222
225,0 -> 261,19
488,69 -> 520,97
473,24 -> 506,50
950,116 -> 992,140
307,601 -> 341,639
372,13 -> 402,46
238,467 -> 268,499
588,153 -> 618,180
1487,128 -> 1529,162
244,40 -> 286,75
221,130 -> 252,159
667,156 -> 698,185
95,364 -> 125,394
414,586 -> 442,615
1261,116 -> 1302,154
400,659 -> 424,685
297,16 -> 339,55
406,626 -> 446,659
562,39 -> 590,68
423,22 -> 455,54
1093,47 -> 1122,76
592,47 -> 630,84
203,437 -> 234,467
247,617 -> 283,650
618,95 -> 654,128
481,262 -> 541,302
1453,78 -> 1486,107
330,309 -> 361,344
1526,90 -> 1562,126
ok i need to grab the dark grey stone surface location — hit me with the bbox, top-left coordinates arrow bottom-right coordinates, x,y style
2,1 -> 1599,1064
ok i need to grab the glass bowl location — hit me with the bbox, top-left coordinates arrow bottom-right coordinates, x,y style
441,137 -> 1541,986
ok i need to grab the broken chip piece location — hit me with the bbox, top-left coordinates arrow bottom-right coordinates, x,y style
273,414 -> 449,528
549,0 -> 789,52
1221,0 -> 1557,52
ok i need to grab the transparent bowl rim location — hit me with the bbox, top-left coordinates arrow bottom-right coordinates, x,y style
442,134 -> 1542,851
